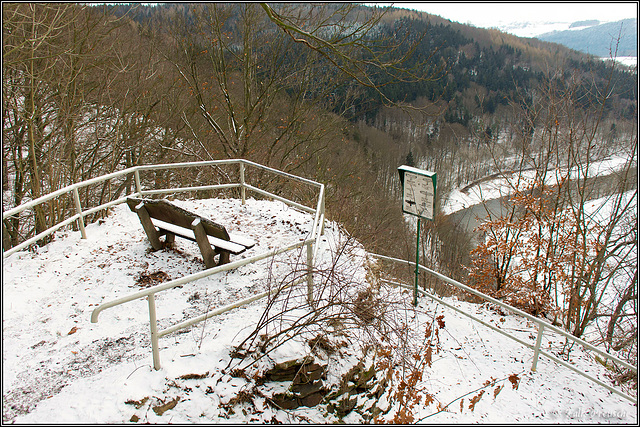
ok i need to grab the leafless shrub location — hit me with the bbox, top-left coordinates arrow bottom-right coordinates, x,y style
221,236 -> 424,378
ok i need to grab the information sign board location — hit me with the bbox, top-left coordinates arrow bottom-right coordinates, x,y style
398,165 -> 436,220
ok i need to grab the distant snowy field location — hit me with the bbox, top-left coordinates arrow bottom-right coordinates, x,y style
497,20 -> 637,67
605,56 -> 638,67
2,197 -> 636,423
498,20 -> 581,38
498,19 -> 625,38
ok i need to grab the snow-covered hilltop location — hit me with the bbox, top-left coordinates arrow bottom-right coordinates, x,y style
2,197 -> 636,423
497,20 -> 586,38
497,18 -> 620,38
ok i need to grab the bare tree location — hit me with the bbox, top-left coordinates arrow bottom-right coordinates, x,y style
260,3 -> 445,112
466,57 -> 637,361
160,3 -> 338,175
3,3 -> 84,244
2,3 -> 177,246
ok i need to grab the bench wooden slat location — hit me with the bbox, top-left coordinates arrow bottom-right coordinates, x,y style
206,235 -> 246,255
126,197 -> 229,240
152,218 -> 247,254
227,233 -> 256,249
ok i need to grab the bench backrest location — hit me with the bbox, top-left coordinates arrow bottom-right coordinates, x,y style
126,197 -> 230,241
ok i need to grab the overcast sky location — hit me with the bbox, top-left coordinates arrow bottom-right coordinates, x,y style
376,2 -> 638,27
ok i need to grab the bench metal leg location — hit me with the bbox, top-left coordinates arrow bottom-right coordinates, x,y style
135,204 -> 163,251
192,218 -> 216,268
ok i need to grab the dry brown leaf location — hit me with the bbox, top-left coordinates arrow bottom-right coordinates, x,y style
153,396 -> 180,416
493,384 -> 504,399
508,373 -> 520,390
468,390 -> 485,412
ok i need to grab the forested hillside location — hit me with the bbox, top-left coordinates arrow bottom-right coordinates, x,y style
3,2 -> 637,377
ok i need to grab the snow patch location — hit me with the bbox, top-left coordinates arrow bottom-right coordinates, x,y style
2,198 -> 636,423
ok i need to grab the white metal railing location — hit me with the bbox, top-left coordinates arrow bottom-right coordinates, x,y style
3,160 -> 325,370
3,159 -> 325,257
371,253 -> 638,404
91,239 -> 315,370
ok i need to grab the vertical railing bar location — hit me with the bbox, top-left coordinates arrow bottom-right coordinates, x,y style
306,241 -> 314,308
72,187 -> 87,239
134,169 -> 143,196
239,162 -> 246,205
312,185 -> 325,261
531,324 -> 545,372
320,190 -> 326,236
148,294 -> 161,370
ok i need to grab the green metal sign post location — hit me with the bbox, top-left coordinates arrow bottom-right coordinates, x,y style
414,217 -> 421,306
398,165 -> 437,306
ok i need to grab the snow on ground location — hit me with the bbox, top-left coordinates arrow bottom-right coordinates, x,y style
2,197 -> 637,423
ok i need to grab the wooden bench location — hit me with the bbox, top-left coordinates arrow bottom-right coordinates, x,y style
126,197 -> 256,268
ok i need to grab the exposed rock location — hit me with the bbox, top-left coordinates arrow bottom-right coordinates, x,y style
262,354 -> 388,421
300,391 -> 325,407
264,357 -> 328,409
335,396 -> 358,417
291,380 -> 325,399
271,392 -> 300,410
270,356 -> 314,372
264,357 -> 325,383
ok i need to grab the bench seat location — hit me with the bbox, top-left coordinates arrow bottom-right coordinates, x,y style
152,218 -> 249,255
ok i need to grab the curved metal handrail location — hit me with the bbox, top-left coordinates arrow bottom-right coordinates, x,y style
371,253 -> 637,404
3,159 -> 325,257
3,160 -> 326,370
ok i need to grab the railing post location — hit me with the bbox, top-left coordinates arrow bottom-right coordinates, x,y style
134,169 -> 143,196
148,294 -> 161,370
72,187 -> 87,239
414,218 -> 421,306
306,241 -> 314,308
320,193 -> 325,236
531,323 -> 545,372
239,162 -> 246,205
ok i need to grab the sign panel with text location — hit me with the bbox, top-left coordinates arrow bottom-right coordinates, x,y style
398,165 -> 436,220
